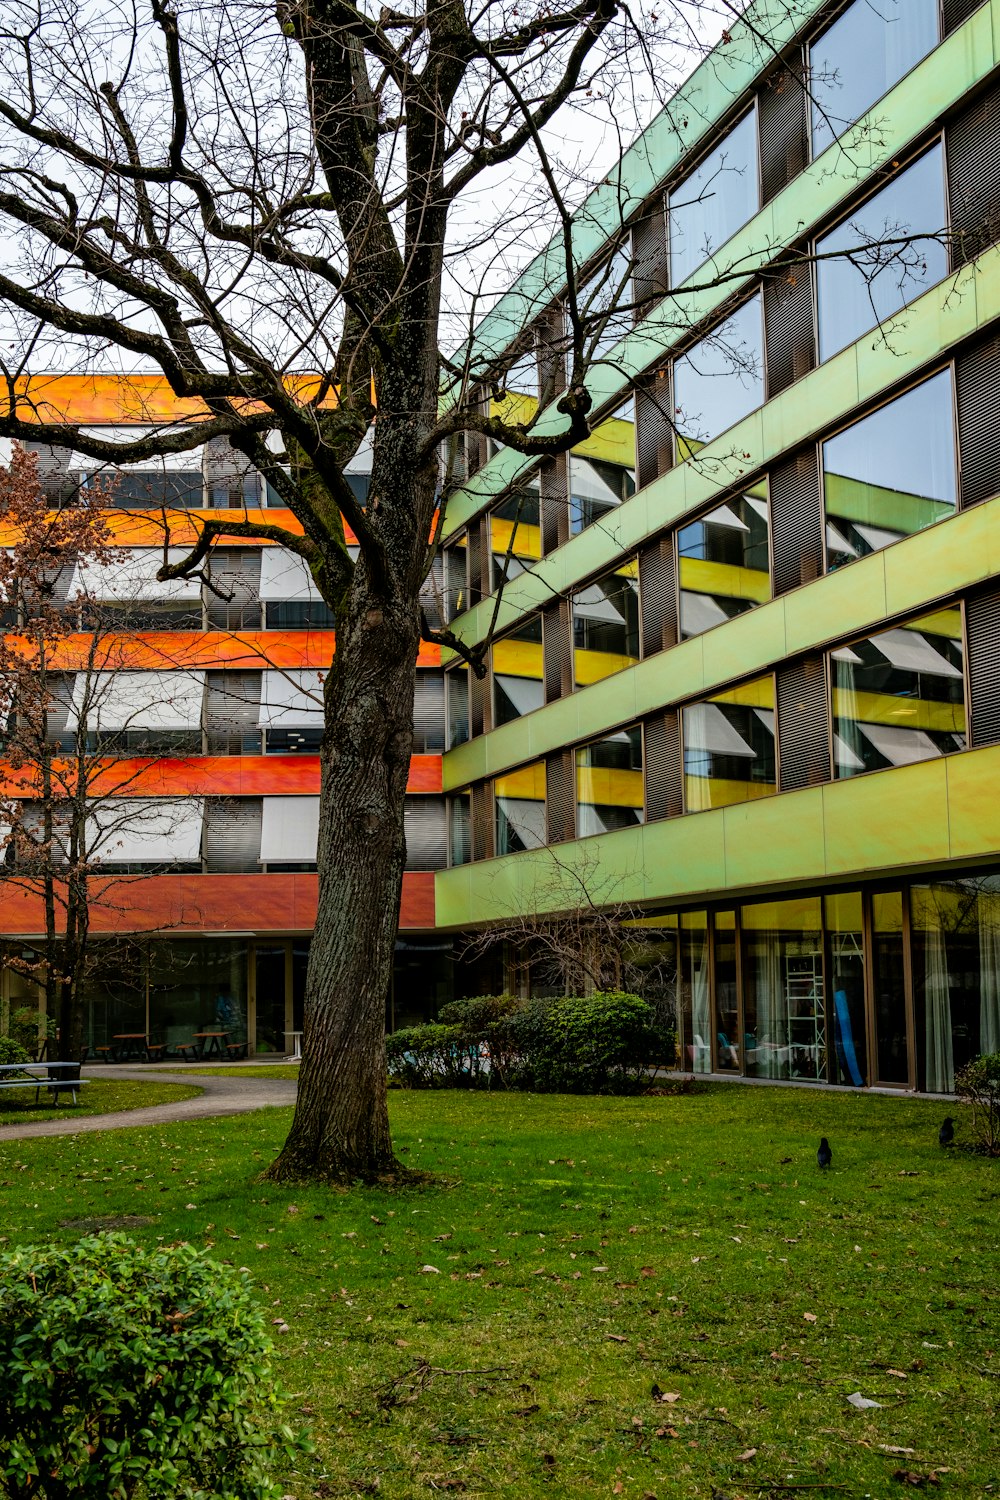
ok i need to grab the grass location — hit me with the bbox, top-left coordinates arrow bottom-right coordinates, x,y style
0,1084 -> 997,1498
0,1077 -> 201,1127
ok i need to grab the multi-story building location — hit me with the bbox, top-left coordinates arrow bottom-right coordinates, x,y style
435,0 -> 1000,1095
0,375 -> 457,1053
6,1 -> 1000,1095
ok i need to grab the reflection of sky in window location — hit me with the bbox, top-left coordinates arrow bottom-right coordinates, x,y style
673,295 -> 764,446
668,112 -> 759,287
811,0 -> 938,157
581,244 -> 634,362
823,370 -> 955,506
817,147 -> 947,360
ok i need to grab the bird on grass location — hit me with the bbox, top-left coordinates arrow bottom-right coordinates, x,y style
939,1116 -> 956,1148
817,1137 -> 832,1170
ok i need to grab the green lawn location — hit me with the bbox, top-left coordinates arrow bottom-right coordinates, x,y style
0,1077 -> 201,1127
153,1063 -> 300,1079
0,1085 -> 996,1498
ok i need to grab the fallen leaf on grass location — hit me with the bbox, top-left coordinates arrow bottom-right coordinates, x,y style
654,1426 -> 679,1439
420,1265 -> 440,1274
886,1368 -> 908,1378
606,1334 -> 628,1343
803,1312 -> 818,1323
879,1446 -> 916,1455
736,1447 -> 758,1461
892,1470 -> 941,1487
847,1392 -> 883,1410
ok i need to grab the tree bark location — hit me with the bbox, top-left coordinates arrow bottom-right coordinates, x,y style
264,559 -> 421,1182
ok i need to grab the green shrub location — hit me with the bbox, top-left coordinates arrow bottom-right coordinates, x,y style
0,1233 -> 310,1499
955,1052 -> 1000,1155
0,1036 -> 30,1067
385,1023 -> 478,1087
512,991 -> 669,1094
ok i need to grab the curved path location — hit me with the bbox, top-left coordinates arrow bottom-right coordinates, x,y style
0,1066 -> 298,1142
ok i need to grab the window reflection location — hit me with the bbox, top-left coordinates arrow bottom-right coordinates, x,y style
817,148 -> 947,362
678,486 -> 770,638
446,667 -> 469,748
742,896 -> 825,1081
580,243 -> 634,361
569,400 -> 636,535
489,472 -> 541,592
872,890 -> 909,1084
714,911 -> 740,1071
444,537 -> 469,622
679,911 -> 711,1073
495,760 -> 546,855
823,371 -> 956,566
826,892 -> 867,1087
449,792 -> 471,867
575,727 -> 644,837
572,562 -> 639,687
673,295 -> 764,451
669,111 -> 759,287
492,617 -> 544,726
912,876 -> 1000,1093
832,606 -> 965,777
810,0 -> 939,156
683,675 -> 776,811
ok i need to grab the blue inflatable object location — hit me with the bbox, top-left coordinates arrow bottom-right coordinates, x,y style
833,987 -> 863,1086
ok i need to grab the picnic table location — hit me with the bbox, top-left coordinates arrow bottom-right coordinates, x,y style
0,1061 -> 87,1106
112,1033 -> 152,1062
192,1031 -> 230,1059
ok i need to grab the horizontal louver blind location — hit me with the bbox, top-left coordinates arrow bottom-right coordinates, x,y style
419,555 -> 444,631
764,263 -> 815,398
204,798 -> 262,872
537,309 -> 567,402
967,588 -> 1000,746
947,77 -> 1000,268
632,204 -> 668,309
404,796 -> 448,870
471,782 -> 494,861
636,369 -> 672,491
543,600 -> 573,703
758,53 -> 808,205
771,448 -> 823,596
943,0 -> 989,36
540,456 -> 568,556
205,672 -> 261,736
957,332 -> 1000,509
469,666 -> 490,738
644,710 -> 682,820
466,516 -> 485,605
546,749 -> 576,843
777,656 -> 831,790
638,535 -> 677,657
413,672 -> 445,752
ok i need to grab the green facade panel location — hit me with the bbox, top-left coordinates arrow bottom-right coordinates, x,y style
434,743 -> 1000,927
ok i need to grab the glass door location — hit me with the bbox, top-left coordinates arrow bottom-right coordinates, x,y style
253,944 -> 289,1056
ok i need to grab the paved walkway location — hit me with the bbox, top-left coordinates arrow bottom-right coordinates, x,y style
0,1067 -> 298,1142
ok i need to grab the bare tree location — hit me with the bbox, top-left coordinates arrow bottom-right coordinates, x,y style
0,0 -> 951,1179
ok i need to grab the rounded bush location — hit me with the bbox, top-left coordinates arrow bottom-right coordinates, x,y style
0,1233 -> 310,1499
0,1036 -> 30,1066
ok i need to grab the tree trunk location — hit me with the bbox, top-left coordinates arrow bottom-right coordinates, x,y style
264,584 -> 420,1183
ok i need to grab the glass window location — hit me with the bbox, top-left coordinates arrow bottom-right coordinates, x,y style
492,617 -> 544,726
872,889 -> 908,1083
572,561 -> 639,687
495,760 -> 546,855
823,370 -> 956,566
668,111 -> 759,287
673,295 -> 764,452
810,0 -> 939,157
832,605 -> 965,778
449,792 -> 471,866
489,472 -> 542,592
580,243 -> 634,362
264,601 -> 335,629
826,892 -> 868,1087
742,896 -> 825,1082
446,666 -> 469,748
86,470 -> 206,509
911,877 -> 1000,1094
816,147 -> 948,361
678,485 -> 770,638
569,399 -> 636,535
575,727 -> 644,837
149,939 -> 248,1051
683,675 -> 776,812
444,538 -> 468,622
679,911 -> 711,1073
713,910 -> 740,1071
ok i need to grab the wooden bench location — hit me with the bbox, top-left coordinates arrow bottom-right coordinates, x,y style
144,1043 -> 168,1063
225,1041 -> 248,1060
173,1042 -> 199,1063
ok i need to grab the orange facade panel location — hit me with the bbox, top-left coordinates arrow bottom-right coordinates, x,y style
12,373 -> 337,426
17,631 -> 442,670
0,754 -> 442,798
0,870 -> 436,934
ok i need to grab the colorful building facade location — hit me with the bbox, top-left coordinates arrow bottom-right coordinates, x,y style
435,0 -> 1000,1093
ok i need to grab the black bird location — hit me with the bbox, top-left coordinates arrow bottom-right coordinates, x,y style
939,1116 -> 955,1148
817,1137 -> 832,1170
